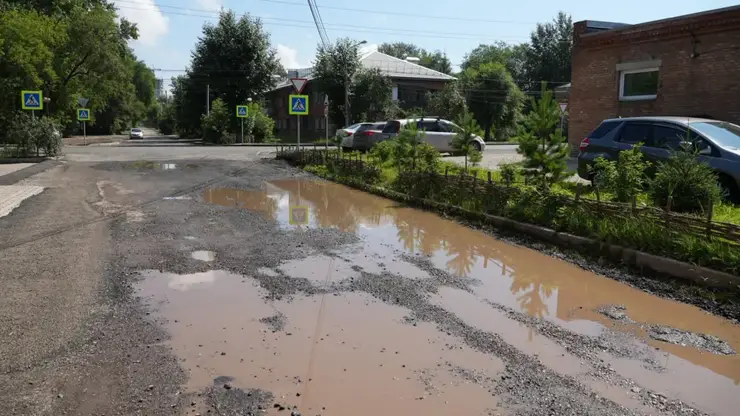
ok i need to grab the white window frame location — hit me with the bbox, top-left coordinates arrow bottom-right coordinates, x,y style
619,67 -> 659,101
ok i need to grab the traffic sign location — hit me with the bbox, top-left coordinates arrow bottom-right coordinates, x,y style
290,78 -> 308,94
289,95 -> 309,115
559,102 -> 568,113
236,105 -> 249,118
77,108 -> 90,121
21,90 -> 43,110
289,205 -> 309,225
324,106 -> 328,117
324,94 -> 329,106
78,97 -> 89,108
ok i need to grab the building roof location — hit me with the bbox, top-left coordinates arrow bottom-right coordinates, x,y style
270,50 -> 456,92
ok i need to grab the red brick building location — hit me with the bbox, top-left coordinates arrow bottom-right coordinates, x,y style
568,6 -> 740,151
265,51 -> 455,141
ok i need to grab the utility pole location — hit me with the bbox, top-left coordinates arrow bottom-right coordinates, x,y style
206,84 -> 210,115
344,72 -> 349,127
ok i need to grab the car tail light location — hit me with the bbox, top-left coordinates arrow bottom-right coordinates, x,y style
357,131 -> 374,137
579,137 -> 590,151
344,130 -> 352,136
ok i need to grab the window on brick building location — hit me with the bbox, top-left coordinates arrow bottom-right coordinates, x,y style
619,68 -> 659,101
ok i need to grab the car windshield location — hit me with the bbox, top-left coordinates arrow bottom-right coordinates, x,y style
691,122 -> 740,149
131,129 -> 141,133
345,123 -> 361,130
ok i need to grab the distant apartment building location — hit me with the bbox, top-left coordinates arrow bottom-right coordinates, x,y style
568,6 -> 740,151
264,50 -> 456,141
155,78 -> 165,99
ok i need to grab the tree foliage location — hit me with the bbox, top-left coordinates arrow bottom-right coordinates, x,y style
201,98 -> 231,144
171,10 -> 282,136
0,0 -> 154,139
460,62 -> 524,141
461,42 -> 527,84
516,83 -> 569,188
378,42 -> 452,74
313,38 -> 364,126
350,68 -> 394,122
522,11 -> 572,91
425,82 -> 467,122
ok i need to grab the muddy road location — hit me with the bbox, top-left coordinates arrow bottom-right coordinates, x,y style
1,158 -> 739,416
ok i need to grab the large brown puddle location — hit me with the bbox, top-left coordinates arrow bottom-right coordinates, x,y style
138,270 -> 503,415
138,179 -> 740,414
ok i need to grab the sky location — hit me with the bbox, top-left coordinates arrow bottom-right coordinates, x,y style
111,0 -> 738,88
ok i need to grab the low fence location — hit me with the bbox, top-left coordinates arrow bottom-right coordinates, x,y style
276,147 -> 740,248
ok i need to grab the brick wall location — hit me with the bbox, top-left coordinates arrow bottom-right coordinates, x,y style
569,7 -> 740,151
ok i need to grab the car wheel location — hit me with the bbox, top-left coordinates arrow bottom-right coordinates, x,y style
470,141 -> 482,152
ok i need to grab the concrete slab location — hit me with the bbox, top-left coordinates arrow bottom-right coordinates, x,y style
0,163 -> 34,177
0,185 -> 44,218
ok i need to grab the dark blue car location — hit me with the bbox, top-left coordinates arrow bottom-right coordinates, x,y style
577,116 -> 740,202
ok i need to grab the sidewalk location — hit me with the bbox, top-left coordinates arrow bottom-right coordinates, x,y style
0,161 -> 55,218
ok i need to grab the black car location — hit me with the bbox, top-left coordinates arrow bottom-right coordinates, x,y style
577,116 -> 740,201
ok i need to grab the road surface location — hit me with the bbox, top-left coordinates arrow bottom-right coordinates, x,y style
0,142 -> 738,416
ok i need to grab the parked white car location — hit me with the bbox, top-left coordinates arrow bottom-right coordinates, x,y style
336,122 -> 385,151
360,117 -> 486,153
129,128 -> 144,139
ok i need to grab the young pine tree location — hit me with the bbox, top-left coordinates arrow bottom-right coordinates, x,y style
516,83 -> 570,188
452,110 -> 483,172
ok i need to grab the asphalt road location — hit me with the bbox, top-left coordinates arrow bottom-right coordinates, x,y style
0,143 -> 737,415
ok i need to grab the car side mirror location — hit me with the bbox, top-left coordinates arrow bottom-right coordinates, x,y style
699,146 -> 712,156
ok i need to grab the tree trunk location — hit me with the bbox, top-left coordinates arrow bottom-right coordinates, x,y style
484,125 -> 491,141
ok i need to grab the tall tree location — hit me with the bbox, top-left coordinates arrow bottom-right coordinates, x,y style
425,82 -> 467,122
350,68 -> 394,122
522,11 -> 572,91
461,62 -> 524,141
379,42 -> 452,74
462,42 -> 528,88
186,10 -> 282,132
313,37 -> 364,126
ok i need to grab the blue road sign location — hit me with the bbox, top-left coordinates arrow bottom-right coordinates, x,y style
21,90 -> 43,110
236,105 -> 248,118
77,108 -> 90,121
289,94 -> 309,116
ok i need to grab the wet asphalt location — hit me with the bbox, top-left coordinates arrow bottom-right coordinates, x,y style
1,156 -> 739,416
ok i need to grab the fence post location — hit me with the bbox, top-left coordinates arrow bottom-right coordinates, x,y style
487,171 -> 492,184
595,186 -> 601,214
706,197 -> 714,240
575,183 -> 581,203
665,195 -> 673,229
444,166 -> 449,178
631,195 -> 637,212
472,175 -> 477,194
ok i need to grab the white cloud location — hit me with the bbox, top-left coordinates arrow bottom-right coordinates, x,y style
360,43 -> 379,55
196,0 -> 223,11
276,44 -> 306,69
113,0 -> 169,47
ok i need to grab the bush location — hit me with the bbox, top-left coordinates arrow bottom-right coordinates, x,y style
248,102 -> 275,143
592,145 -> 649,203
201,98 -> 233,144
499,162 -> 521,184
369,140 -> 394,166
649,151 -> 721,213
417,142 -> 441,172
3,112 -> 62,157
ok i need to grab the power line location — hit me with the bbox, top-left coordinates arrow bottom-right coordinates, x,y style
113,2 -> 545,42
256,0 -> 538,25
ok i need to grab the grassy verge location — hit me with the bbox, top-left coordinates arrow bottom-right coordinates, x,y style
283,149 -> 740,278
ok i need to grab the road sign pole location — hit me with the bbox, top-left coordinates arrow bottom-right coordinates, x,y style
325,115 -> 329,151
241,118 -> 244,144
31,110 -> 35,120
83,121 -> 86,146
297,115 -> 301,148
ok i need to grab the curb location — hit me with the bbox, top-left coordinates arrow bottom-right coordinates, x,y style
298,167 -> 739,290
0,160 -> 61,186
0,157 -> 49,164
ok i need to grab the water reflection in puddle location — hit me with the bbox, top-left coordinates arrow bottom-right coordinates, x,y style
191,250 -> 216,262
199,179 -> 740,404
137,270 -> 502,415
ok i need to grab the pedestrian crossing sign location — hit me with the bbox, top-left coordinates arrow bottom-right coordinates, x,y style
21,90 -> 43,110
289,94 -> 309,115
236,105 -> 248,118
77,108 -> 90,121
289,205 -> 309,225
